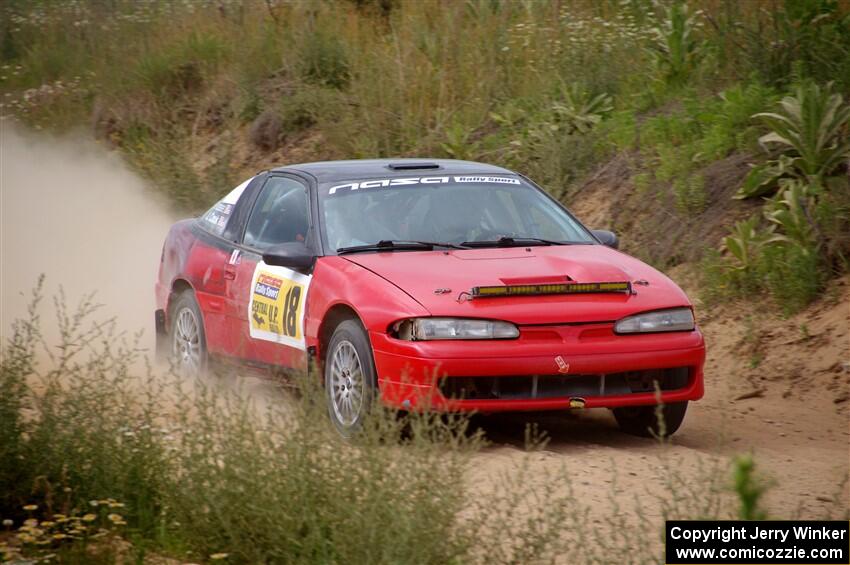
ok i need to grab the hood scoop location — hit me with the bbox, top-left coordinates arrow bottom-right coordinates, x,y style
500,275 -> 573,285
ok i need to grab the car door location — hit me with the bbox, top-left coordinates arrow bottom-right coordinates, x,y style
225,174 -> 313,370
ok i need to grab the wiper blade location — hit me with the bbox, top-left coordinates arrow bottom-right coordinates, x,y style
337,240 -> 468,254
460,236 -> 570,248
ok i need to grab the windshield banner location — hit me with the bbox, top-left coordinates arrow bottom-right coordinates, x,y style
328,176 -> 520,195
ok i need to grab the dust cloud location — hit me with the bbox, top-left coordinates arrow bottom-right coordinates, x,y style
1,124 -> 179,352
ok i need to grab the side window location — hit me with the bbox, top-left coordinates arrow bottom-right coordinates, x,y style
200,177 -> 252,237
243,177 -> 309,250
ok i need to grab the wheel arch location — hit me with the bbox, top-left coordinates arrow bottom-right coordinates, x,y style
318,303 -> 363,361
166,278 -> 196,327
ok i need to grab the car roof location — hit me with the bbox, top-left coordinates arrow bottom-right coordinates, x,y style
272,158 -> 516,184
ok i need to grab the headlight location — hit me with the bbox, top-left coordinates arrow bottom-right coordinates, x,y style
614,308 -> 694,334
394,318 -> 519,340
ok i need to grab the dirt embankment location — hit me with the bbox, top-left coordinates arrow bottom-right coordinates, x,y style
569,152 -> 762,267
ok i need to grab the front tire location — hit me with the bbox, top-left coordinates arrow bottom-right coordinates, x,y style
324,319 -> 377,438
613,401 -> 688,438
170,290 -> 208,378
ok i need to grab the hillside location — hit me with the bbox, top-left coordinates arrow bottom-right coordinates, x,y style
3,0 -> 848,311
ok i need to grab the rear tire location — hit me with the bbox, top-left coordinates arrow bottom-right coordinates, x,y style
324,319 -> 377,438
613,401 -> 688,438
170,290 -> 208,378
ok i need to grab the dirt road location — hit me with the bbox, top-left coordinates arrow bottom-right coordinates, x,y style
3,126 -> 847,531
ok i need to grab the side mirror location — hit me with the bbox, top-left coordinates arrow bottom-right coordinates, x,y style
262,241 -> 316,272
591,229 -> 619,250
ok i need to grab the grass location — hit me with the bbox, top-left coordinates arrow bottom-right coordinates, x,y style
4,283 -> 847,564
2,3 -> 846,313
6,0 -> 843,210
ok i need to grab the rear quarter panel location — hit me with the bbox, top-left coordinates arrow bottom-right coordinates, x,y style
156,219 -> 232,355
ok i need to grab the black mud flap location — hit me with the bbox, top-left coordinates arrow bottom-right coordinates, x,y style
154,309 -> 168,363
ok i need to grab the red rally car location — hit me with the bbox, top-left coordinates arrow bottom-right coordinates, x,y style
155,159 -> 705,437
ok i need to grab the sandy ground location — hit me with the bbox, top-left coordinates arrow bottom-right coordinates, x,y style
2,126 -> 848,538
465,284 -> 849,522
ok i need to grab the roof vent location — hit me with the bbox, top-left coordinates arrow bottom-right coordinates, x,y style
386,162 -> 441,171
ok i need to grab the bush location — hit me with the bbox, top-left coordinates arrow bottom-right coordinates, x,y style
736,81 -> 850,199
760,242 -> 824,315
297,29 -> 350,90
135,32 -> 228,100
712,0 -> 850,92
647,1 -> 705,88
703,185 -> 828,314
0,284 -> 605,564
705,81 -> 849,312
7,283 -> 828,563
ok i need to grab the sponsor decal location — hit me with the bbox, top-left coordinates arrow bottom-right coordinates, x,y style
454,176 -> 520,184
555,355 -> 570,374
213,202 -> 234,215
248,262 -> 311,349
202,199 -> 238,233
328,175 -> 520,195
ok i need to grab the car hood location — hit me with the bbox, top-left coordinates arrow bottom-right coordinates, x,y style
342,245 -> 692,325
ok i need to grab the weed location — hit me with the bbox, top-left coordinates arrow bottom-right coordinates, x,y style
297,28 -> 350,90
714,0 -> 850,92
439,121 -> 480,160
135,32 -> 227,100
722,216 -> 771,275
733,455 -> 767,521
760,243 -> 824,315
736,81 -> 850,199
674,172 -> 706,215
5,282 -> 831,563
0,284 -> 652,563
633,171 -> 652,195
647,1 -> 705,88
550,83 -> 614,135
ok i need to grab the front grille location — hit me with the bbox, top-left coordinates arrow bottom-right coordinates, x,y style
438,368 -> 690,401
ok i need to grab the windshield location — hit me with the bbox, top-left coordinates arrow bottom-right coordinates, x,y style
319,175 -> 595,252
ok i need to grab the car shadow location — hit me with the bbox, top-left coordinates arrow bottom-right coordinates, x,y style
468,409 -> 662,452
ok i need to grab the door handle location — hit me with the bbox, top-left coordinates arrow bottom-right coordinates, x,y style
224,265 -> 236,280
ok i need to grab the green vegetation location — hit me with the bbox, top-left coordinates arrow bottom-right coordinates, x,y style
0,284 -> 552,563
737,82 -> 850,199
708,83 -> 850,313
3,282 -> 811,564
733,456 -> 767,521
0,2 -> 847,300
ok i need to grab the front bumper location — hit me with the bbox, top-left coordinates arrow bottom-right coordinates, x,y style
370,323 -> 705,412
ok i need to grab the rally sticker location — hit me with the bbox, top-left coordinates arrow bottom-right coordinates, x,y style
248,262 -> 311,350
454,176 -> 520,184
201,177 -> 252,234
